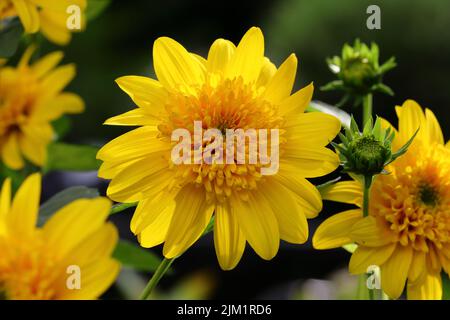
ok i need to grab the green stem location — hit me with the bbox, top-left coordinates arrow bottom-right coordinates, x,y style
139,257 -> 174,300
362,93 -> 373,127
362,175 -> 372,217
138,216 -> 215,300
110,202 -> 137,215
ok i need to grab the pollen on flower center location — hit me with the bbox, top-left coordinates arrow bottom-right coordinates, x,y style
158,77 -> 284,201
0,235 -> 60,300
370,143 -> 450,251
418,183 -> 440,207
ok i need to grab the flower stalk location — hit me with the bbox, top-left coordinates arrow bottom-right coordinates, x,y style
140,257 -> 174,300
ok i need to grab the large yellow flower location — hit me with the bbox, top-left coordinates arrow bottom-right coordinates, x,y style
0,0 -> 86,45
313,100 -> 450,299
98,27 -> 340,270
0,46 -> 84,169
0,173 -> 120,299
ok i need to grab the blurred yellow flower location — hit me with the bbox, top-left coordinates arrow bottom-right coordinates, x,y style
0,173 -> 120,299
98,27 -> 340,270
0,0 -> 86,45
313,100 -> 450,299
0,46 -> 84,169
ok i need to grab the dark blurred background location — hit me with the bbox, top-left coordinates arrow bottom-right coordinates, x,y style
39,0 -> 449,299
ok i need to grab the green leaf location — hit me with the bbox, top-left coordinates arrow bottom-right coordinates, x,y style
110,202 -> 137,215
342,243 -> 357,253
45,142 -> 101,172
38,186 -> 99,226
113,240 -> 164,273
307,101 -> 351,128
0,18 -> 23,58
86,0 -> 111,20
51,116 -> 72,140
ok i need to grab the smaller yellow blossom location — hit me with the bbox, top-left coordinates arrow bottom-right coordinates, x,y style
0,173 -> 120,299
0,46 -> 84,170
0,0 -> 87,45
313,100 -> 450,300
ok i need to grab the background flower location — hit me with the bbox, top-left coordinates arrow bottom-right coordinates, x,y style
0,0 -> 87,45
0,173 -> 120,299
0,46 -> 84,170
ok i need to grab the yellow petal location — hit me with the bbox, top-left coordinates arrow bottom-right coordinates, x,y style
259,180 -> 308,244
18,132 -> 47,166
279,83 -> 314,116
66,222 -> 118,265
320,180 -> 363,207
163,185 -> 214,258
115,76 -> 168,113
425,108 -> 444,145
281,146 -> 339,178
349,216 -> 393,247
313,209 -> 362,249
408,251 -> 426,283
380,245 -> 413,299
286,112 -> 341,147
18,45 -> 36,68
106,154 -> 170,202
104,109 -> 159,126
59,258 -> 120,299
256,57 -> 276,88
231,191 -> 279,260
273,171 -> 322,219
38,9 -> 80,45
0,178 -> 12,235
31,51 -> 64,78
407,272 -> 442,300
2,133 -> 25,170
20,123 -> 54,142
263,54 -> 297,103
225,27 -> 264,84
133,193 -> 175,245
12,0 -> 40,33
43,198 -> 112,257
97,127 -> 167,162
207,39 -> 236,74
153,37 -> 205,91
40,64 -> 76,99
214,201 -> 246,270
8,173 -> 41,236
33,93 -> 84,121
396,100 -> 425,146
349,244 -> 396,274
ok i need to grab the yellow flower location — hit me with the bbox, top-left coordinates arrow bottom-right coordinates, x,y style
0,0 -> 86,45
98,27 -> 340,270
0,46 -> 84,170
0,173 -> 120,299
313,100 -> 450,299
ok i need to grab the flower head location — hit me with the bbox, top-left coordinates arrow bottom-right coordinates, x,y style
313,100 -> 450,299
333,116 -> 416,176
0,0 -> 86,45
322,39 -> 396,106
0,46 -> 84,169
98,27 -> 341,270
0,173 -> 120,299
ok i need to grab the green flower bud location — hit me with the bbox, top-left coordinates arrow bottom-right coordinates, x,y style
322,39 -> 397,107
333,116 -> 417,177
